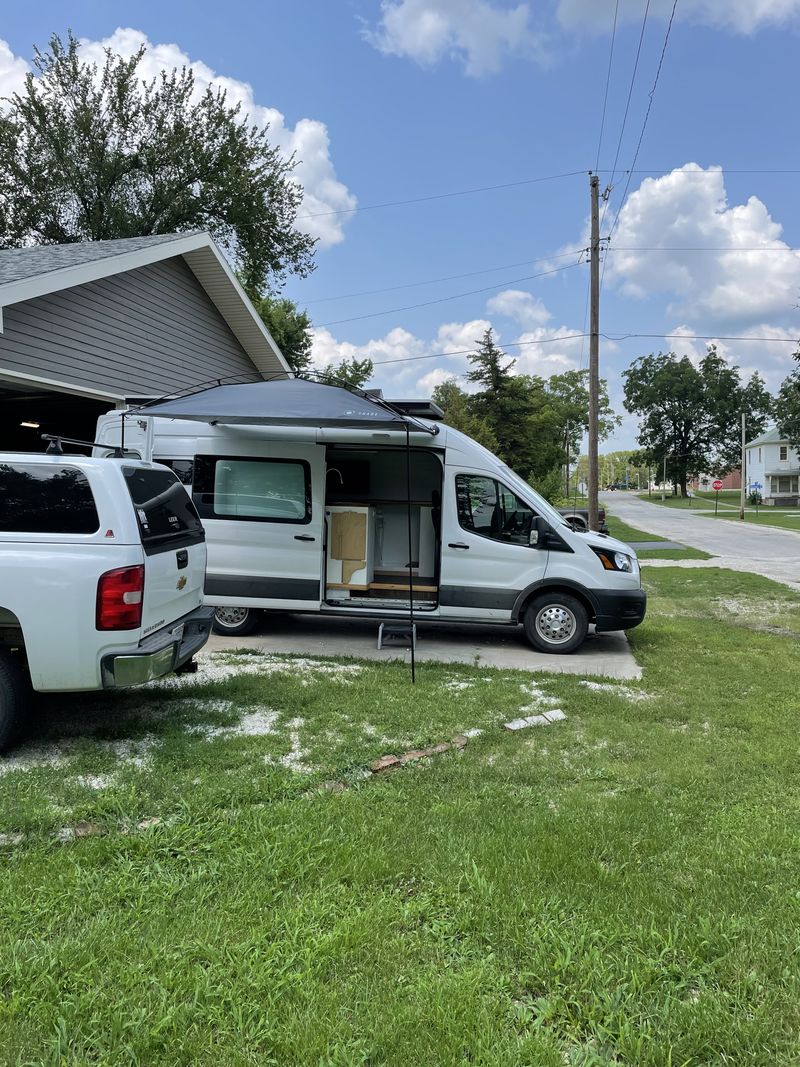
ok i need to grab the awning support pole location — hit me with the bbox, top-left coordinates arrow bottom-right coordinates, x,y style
405,422 -> 416,684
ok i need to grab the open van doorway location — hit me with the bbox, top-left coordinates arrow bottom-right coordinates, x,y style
323,446 -> 443,613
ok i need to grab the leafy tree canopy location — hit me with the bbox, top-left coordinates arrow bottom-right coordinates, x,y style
775,368 -> 800,453
432,328 -> 618,483
623,346 -> 773,496
315,357 -> 373,390
0,32 -> 315,293
250,295 -> 313,376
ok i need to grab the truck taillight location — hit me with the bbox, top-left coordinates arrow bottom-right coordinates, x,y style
598,508 -> 606,522
96,565 -> 144,630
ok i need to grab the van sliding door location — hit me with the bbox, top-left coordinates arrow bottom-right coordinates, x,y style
192,443 -> 324,610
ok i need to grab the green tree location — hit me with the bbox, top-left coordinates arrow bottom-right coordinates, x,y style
775,368 -> 800,452
250,295 -> 312,375
431,379 -> 498,452
623,346 -> 773,497
0,32 -> 315,293
316,358 -> 373,389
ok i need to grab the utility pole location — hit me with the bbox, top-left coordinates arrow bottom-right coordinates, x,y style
588,173 -> 600,530
740,412 -> 746,520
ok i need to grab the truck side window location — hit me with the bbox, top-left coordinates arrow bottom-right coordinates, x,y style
193,456 -> 312,524
455,474 -> 535,546
0,463 -> 99,534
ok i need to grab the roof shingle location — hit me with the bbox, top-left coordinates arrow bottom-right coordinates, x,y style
0,233 -> 196,287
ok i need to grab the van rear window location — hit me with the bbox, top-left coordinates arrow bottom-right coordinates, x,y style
0,463 -> 99,534
123,466 -> 205,553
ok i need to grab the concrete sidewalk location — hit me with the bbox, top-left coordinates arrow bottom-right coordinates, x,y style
208,612 -> 642,679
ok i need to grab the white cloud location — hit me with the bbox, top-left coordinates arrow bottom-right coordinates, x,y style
557,0 -> 800,34
364,0 -> 545,76
487,289 -> 552,328
605,164 -> 800,327
0,39 -> 28,100
0,30 -> 355,248
309,305 -> 595,398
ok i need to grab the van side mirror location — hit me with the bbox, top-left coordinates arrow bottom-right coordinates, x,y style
529,515 -> 548,548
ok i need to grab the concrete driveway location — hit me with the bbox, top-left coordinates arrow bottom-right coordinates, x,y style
605,491 -> 800,591
208,612 -> 642,679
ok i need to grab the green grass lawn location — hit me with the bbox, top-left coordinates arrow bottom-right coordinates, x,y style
3,569 -> 800,1064
714,510 -> 800,532
638,490 -> 743,510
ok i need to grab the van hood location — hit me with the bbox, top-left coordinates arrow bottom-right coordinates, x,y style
576,529 -> 638,558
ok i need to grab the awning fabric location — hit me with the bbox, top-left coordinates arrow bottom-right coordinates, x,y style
137,379 -> 409,429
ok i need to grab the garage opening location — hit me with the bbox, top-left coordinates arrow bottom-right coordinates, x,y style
0,384 -> 115,453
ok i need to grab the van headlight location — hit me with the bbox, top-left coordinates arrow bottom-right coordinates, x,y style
592,547 -> 634,573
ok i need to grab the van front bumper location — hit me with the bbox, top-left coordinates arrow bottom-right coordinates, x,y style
101,605 -> 214,687
592,588 -> 647,632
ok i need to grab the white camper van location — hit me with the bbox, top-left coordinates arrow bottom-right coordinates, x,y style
95,388 -> 645,655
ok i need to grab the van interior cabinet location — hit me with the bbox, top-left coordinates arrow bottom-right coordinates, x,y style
326,507 -> 374,590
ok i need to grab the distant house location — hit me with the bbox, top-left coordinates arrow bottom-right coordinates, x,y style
746,426 -> 800,505
694,469 -> 741,492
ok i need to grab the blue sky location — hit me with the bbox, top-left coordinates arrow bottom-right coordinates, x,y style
2,1 -> 799,449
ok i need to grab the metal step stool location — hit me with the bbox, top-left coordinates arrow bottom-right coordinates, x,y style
377,622 -> 417,650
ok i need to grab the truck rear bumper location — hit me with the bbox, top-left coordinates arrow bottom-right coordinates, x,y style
101,605 -> 214,687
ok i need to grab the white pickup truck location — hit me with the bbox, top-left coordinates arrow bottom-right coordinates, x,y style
0,452 -> 214,750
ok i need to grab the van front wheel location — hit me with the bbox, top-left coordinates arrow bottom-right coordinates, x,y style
212,607 -> 261,637
523,593 -> 588,654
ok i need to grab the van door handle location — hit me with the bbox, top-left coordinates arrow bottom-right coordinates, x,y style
294,534 -> 316,542
176,549 -> 189,569
448,542 -> 470,550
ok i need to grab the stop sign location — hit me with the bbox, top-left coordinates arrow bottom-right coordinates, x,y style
712,479 -> 724,491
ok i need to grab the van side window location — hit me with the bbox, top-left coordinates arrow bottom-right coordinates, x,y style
0,463 -> 99,534
455,474 -> 535,545
193,456 -> 312,524
157,459 -> 194,485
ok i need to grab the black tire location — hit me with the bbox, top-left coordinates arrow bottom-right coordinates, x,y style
211,606 -> 261,637
0,645 -> 29,752
523,592 -> 589,655
564,516 -> 587,532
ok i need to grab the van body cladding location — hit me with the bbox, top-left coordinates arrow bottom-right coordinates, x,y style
204,575 -> 320,600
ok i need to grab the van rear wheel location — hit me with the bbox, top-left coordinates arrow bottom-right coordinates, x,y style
0,645 -> 29,752
212,607 -> 261,637
523,593 -> 588,655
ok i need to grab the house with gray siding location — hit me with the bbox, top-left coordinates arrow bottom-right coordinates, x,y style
0,232 -> 290,451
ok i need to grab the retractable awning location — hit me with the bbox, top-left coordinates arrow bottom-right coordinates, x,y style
137,379 -> 416,430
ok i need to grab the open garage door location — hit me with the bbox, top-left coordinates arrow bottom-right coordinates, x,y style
0,383 -> 114,453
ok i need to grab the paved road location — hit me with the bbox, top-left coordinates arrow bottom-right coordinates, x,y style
604,492 -> 800,591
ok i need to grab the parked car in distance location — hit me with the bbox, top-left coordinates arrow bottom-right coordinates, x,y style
0,452 -> 214,750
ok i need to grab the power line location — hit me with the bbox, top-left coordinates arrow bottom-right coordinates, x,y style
609,0 -> 679,242
302,244 -> 797,314
601,0 -> 652,232
595,0 -> 621,173
316,260 -> 584,328
364,330 -> 799,369
302,248 -> 587,306
369,333 -> 589,367
297,169 -> 586,220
